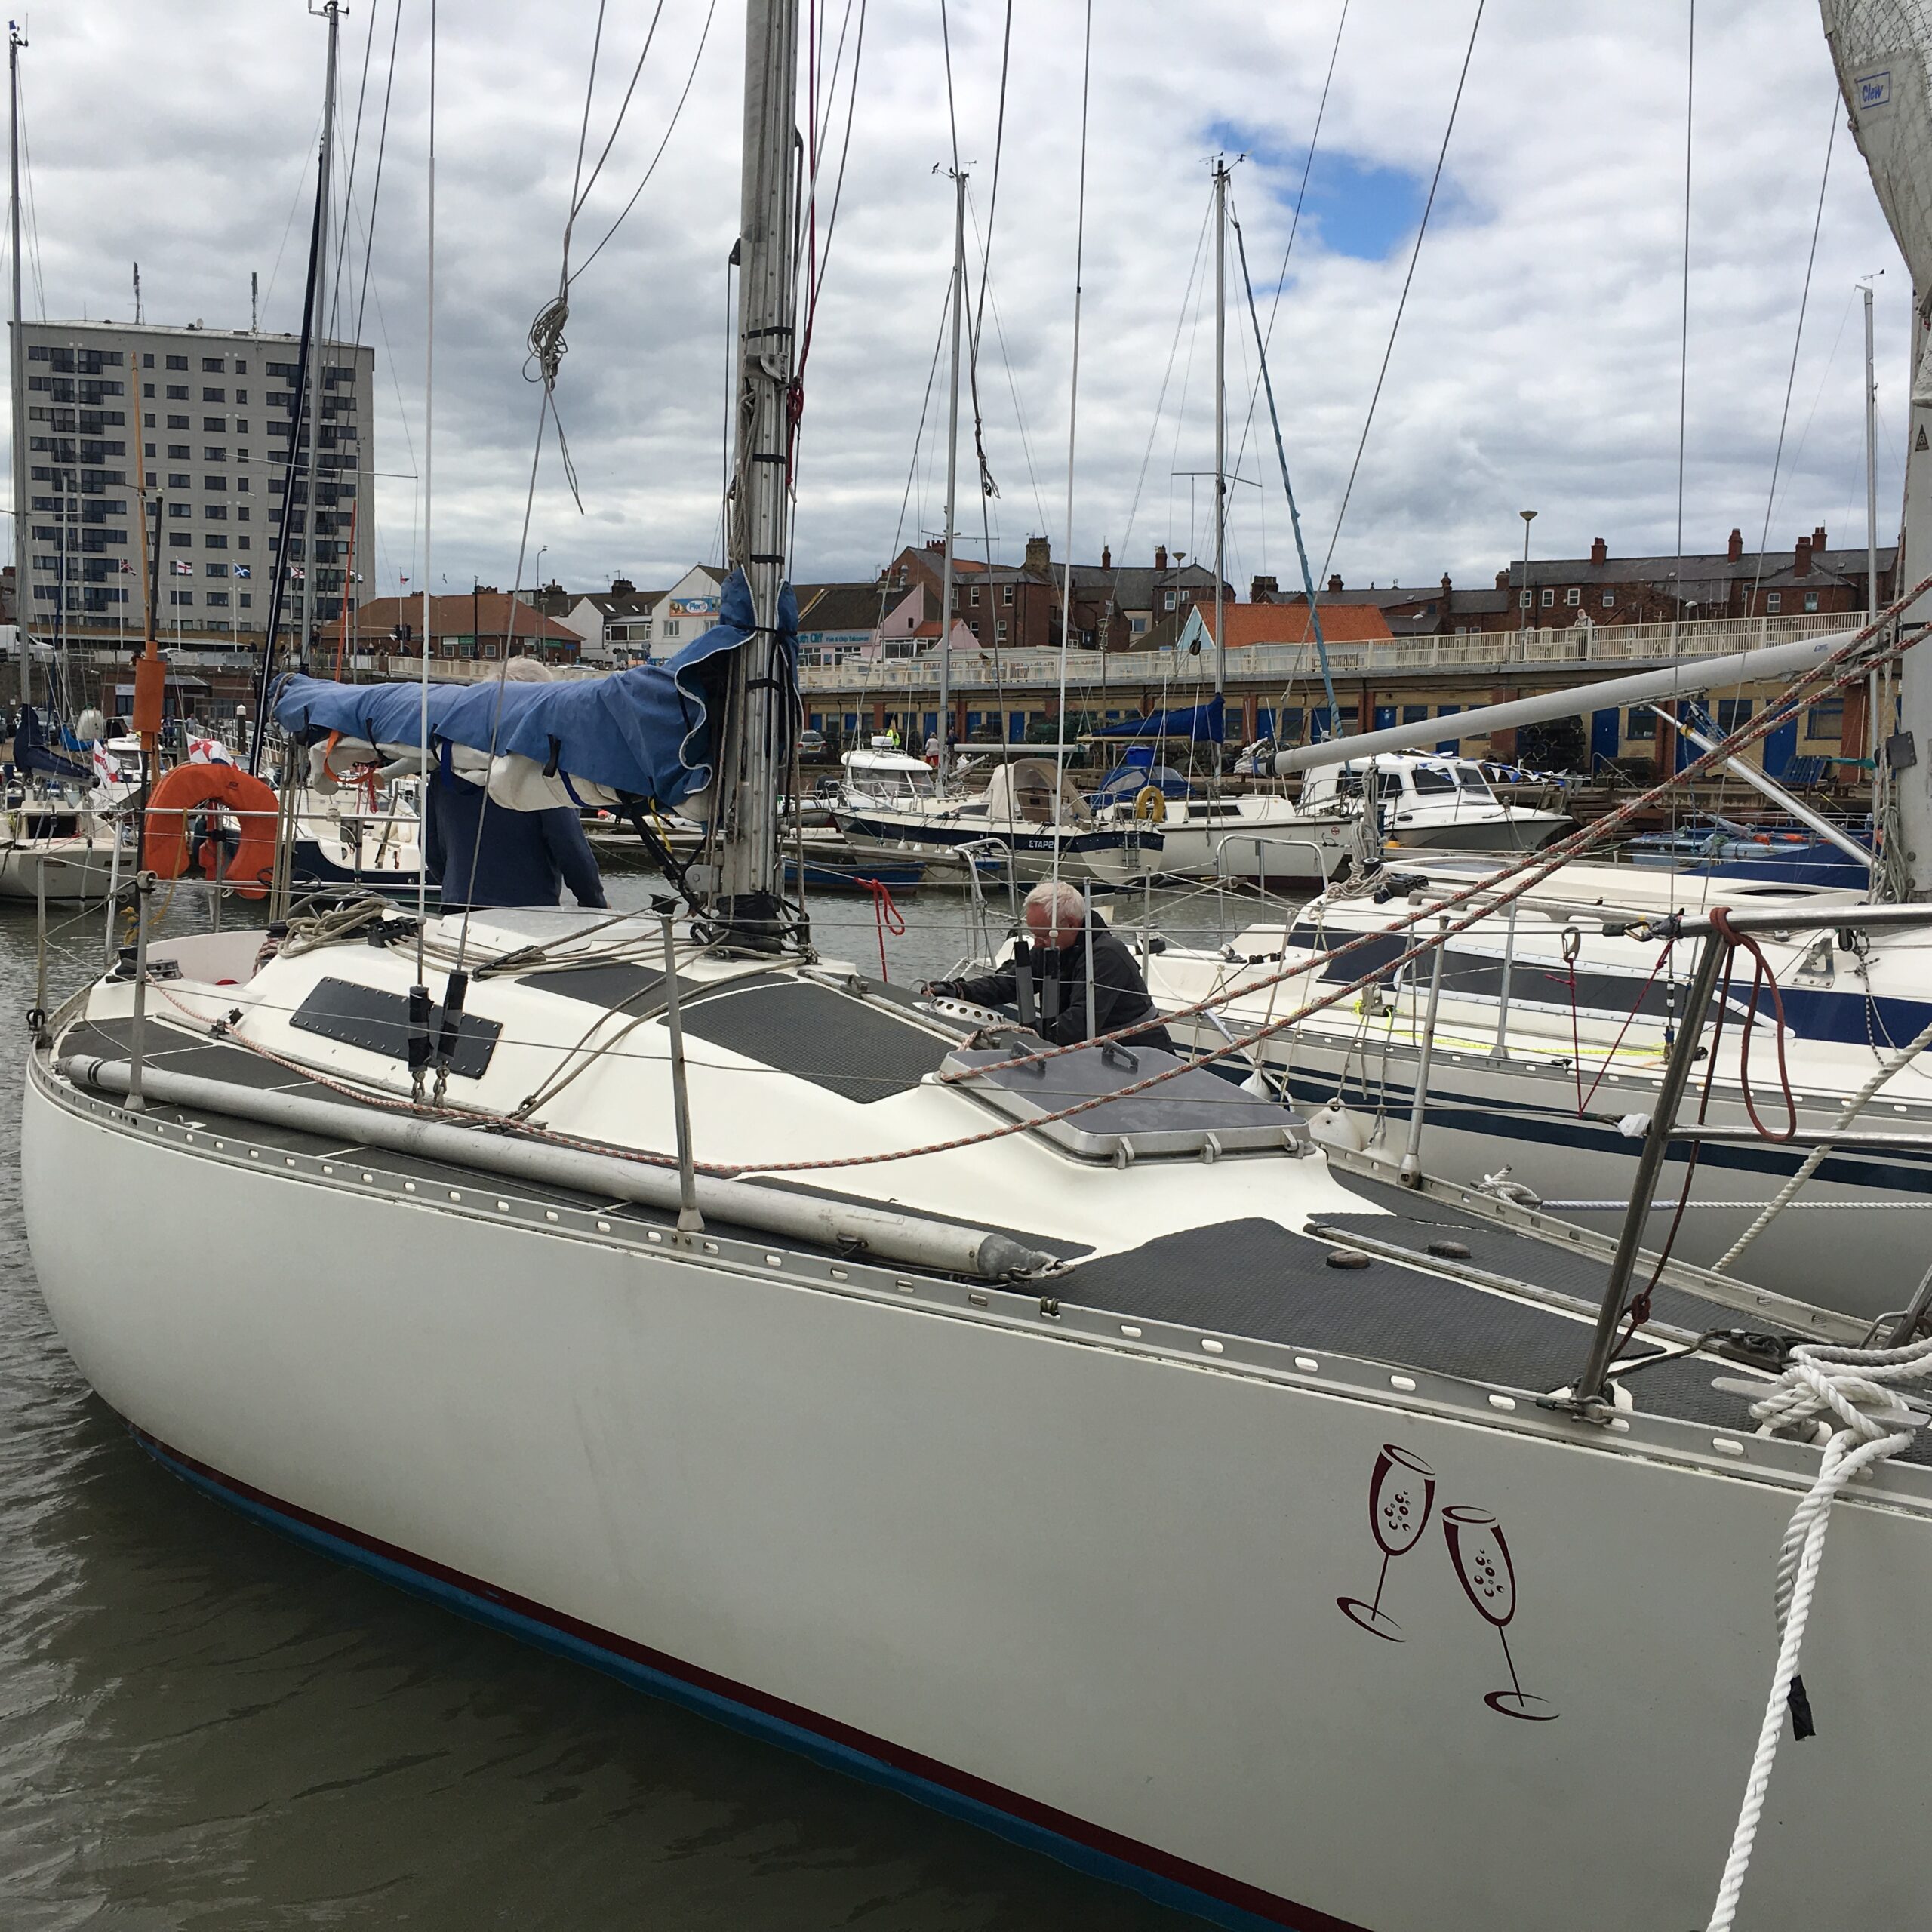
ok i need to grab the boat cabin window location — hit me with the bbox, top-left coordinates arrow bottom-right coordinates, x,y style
1410,768 -> 1457,795
1454,762 -> 1497,799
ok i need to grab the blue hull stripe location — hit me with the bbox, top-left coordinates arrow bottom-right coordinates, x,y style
132,1429 -> 1359,1932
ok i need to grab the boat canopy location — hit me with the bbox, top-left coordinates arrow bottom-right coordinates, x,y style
1090,695 -> 1224,743
984,758 -> 1092,825
274,571 -> 796,810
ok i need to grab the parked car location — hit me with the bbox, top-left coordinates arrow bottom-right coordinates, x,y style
797,727 -> 829,760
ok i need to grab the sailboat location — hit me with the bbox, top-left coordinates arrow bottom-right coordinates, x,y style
23,7 -> 1932,1929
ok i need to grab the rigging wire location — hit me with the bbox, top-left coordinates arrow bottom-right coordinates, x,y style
1747,93 -> 1839,615
966,0 -> 1014,511
568,0 -> 721,286
1229,0 -> 1350,498
1049,0 -> 1095,886
1670,0 -> 1694,620
352,0 -> 407,346
1318,0 -> 1484,586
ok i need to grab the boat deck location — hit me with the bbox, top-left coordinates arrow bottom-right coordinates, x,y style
49,1011 -> 1855,1460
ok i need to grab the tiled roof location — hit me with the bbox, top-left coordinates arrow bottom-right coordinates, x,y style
1208,603 -> 1395,647
356,592 -> 580,642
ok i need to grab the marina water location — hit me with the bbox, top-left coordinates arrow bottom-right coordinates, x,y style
0,875 -> 1216,1931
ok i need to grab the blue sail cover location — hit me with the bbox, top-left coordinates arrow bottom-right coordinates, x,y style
275,571 -> 796,808
1091,695 -> 1225,742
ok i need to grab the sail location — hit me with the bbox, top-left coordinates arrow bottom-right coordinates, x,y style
1822,0 -> 1932,400
1089,695 -> 1226,742
274,570 -> 798,811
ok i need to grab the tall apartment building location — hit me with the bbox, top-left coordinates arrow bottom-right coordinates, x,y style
10,317 -> 375,644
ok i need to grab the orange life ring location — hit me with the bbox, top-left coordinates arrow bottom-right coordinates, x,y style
146,762 -> 281,899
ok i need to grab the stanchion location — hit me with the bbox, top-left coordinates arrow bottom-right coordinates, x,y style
658,907 -> 704,1238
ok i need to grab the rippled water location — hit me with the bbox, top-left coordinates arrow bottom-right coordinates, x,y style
0,876 -> 1220,1931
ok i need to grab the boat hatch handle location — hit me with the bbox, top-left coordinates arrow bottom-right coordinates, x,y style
54,1054 -> 1057,1285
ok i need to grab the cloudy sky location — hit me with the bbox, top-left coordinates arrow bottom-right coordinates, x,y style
8,0 -> 1911,602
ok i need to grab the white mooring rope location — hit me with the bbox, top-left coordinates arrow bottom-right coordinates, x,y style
1704,1334 -> 1932,1930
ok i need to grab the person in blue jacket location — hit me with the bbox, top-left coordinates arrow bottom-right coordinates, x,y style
423,657 -> 608,912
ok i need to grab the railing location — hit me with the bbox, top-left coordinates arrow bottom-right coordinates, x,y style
795,611 -> 1855,696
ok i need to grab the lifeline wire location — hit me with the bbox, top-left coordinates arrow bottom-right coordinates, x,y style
414,0 -> 435,989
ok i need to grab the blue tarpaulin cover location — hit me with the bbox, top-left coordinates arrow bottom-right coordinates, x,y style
1090,695 -> 1224,742
274,571 -> 795,808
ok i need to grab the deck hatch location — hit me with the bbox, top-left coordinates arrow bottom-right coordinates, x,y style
676,980 -> 949,1104
290,976 -> 500,1079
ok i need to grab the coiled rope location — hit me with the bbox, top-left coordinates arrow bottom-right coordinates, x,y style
1703,1334 -> 1932,1930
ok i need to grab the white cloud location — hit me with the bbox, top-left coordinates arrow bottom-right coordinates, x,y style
5,0 -> 1909,601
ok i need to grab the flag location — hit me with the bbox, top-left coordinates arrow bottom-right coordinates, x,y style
289,565 -> 306,582
171,559 -> 192,575
233,564 -> 251,580
116,558 -> 134,574
91,743 -> 121,785
186,734 -> 235,767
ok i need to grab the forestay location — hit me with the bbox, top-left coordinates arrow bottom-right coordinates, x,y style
273,570 -> 798,812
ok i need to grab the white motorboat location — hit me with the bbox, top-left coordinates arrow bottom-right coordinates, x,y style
1299,753 -> 1571,854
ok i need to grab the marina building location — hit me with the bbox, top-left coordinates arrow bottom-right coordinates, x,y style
10,316 -> 375,649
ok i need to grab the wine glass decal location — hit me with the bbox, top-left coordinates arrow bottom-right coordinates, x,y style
1441,1507 -> 1558,1721
1337,1444 -> 1435,1641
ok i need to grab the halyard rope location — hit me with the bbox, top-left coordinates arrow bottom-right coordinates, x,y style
1703,1334 -> 1932,1930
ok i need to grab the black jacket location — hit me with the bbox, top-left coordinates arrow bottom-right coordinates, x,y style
942,913 -> 1176,1052
424,774 -> 608,911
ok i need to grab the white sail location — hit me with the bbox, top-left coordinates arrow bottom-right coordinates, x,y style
1823,1 -> 1932,401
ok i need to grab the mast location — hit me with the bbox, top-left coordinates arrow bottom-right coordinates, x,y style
302,0 -> 340,668
1211,155 -> 1227,714
9,24 -> 26,714
937,167 -> 966,795
713,0 -> 799,940
1865,279 -> 1882,784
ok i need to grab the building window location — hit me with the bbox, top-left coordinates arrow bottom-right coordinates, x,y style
995,620 -> 1008,642
663,620 -> 680,639
205,505 -> 227,521
1806,697 -> 1844,739
167,480 -> 190,497
235,360 -> 248,376
1520,589 -> 1532,608
203,387 -> 225,403
970,585 -> 980,605
167,531 -> 191,548
238,593 -> 252,609
168,589 -> 193,605
202,357 -> 225,373
1625,707 -> 1650,739
234,419 -> 248,435
205,561 -> 229,576
205,591 -> 229,607
1163,592 -> 1177,611
1804,591 -> 1820,612
1603,591 -> 1615,608
1540,588 -> 1555,607
165,354 -> 187,371
1766,592 -> 1783,613
205,538 -> 228,553
203,448 -> 226,463
166,385 -> 188,400
1129,616 -> 1147,634
143,441 -> 155,457
1715,698 -> 1755,734
1565,587 -> 1580,606
141,383 -> 155,399
166,417 -> 189,433
142,353 -> 154,368
204,475 -> 226,491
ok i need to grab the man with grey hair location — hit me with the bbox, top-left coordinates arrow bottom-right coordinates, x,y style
924,878 -> 1175,1051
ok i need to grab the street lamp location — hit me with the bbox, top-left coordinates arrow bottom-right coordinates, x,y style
1518,509 -> 1537,656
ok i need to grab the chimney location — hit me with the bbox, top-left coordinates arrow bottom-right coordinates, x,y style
1327,573 -> 1343,593
1250,574 -> 1278,603
1795,534 -> 1813,577
1024,534 -> 1052,576
610,576 -> 635,595
1155,543 -> 1168,571
1100,544 -> 1112,570
1727,528 -> 1743,563
1494,569 -> 1509,591
1813,524 -> 1828,553
1589,537 -> 1607,565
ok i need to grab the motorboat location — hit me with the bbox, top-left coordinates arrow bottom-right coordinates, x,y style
1299,752 -> 1571,854
832,752 -> 1161,885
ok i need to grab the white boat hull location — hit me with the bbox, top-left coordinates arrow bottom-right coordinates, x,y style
23,1061 -> 1932,1930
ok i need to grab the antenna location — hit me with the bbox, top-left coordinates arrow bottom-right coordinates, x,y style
131,260 -> 141,323
250,269 -> 257,334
